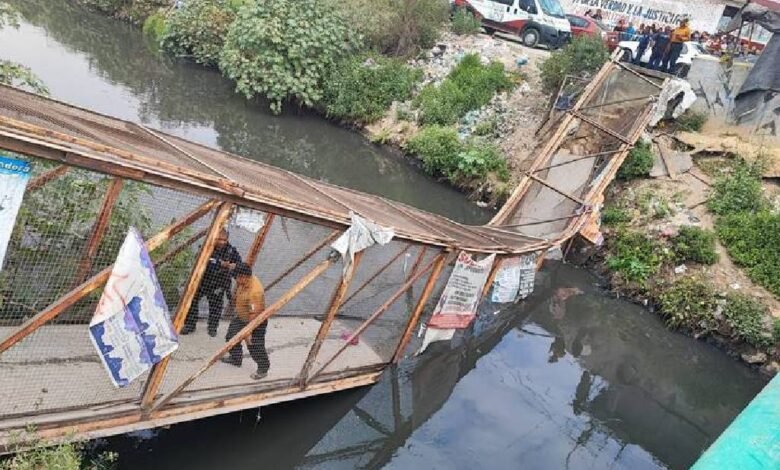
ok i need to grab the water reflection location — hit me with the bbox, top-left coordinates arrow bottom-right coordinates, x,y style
106,264 -> 763,470
1,0 -> 492,224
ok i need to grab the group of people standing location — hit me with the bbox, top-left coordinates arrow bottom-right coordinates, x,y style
583,9 -> 693,75
180,229 -> 271,381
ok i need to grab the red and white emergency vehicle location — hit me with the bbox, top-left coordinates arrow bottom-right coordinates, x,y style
452,0 -> 572,48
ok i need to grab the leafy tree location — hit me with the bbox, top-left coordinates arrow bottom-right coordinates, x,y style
220,0 -> 361,114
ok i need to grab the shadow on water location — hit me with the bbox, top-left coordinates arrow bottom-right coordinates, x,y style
1,0 -> 492,224
104,264 -> 764,470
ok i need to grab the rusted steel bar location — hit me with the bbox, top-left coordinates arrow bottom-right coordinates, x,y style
392,252 -> 448,363
27,165 -> 69,192
341,245 -> 411,307
530,148 -> 626,173
245,213 -> 275,266
611,60 -> 664,89
481,257 -> 503,301
407,246 -> 427,281
266,229 -> 340,290
496,211 -> 591,229
568,110 -> 633,145
0,199 -> 220,354
154,229 -> 207,266
298,252 -> 364,387
578,95 -> 653,112
74,178 -> 124,285
310,254 -> 443,380
149,256 -> 336,413
141,203 -> 234,410
136,124 -> 231,180
525,172 -> 586,206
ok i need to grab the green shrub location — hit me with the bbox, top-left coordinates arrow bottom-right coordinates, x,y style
659,276 -> 719,331
716,211 -> 780,297
708,159 -> 765,215
326,0 -> 449,57
220,0 -> 360,114
0,440 -> 116,470
406,125 -> 509,185
80,0 -> 168,23
162,0 -> 237,66
539,35 -> 609,94
606,229 -> 666,285
724,293 -> 771,347
601,206 -> 631,226
673,226 -> 718,265
322,55 -> 422,123
142,11 -> 167,43
617,141 -> 654,180
473,118 -> 497,136
451,7 -> 481,35
676,110 -> 708,132
416,54 -> 512,125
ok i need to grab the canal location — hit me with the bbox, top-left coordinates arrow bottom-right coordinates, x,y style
0,2 -> 766,469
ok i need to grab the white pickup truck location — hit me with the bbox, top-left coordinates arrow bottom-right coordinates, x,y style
618,40 -> 709,78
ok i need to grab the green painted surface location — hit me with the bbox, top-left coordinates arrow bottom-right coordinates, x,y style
693,373 -> 780,469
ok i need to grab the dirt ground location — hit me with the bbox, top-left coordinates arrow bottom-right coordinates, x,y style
365,32 -> 551,193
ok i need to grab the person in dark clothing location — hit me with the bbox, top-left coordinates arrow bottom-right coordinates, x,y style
649,26 -> 672,71
220,263 -> 270,380
634,25 -> 652,65
182,229 -> 242,337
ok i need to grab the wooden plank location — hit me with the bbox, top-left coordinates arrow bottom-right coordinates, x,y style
27,165 -> 69,192
140,203 -> 234,410
341,245 -> 410,307
266,230 -> 340,290
310,254 -> 444,380
245,213 -> 275,266
73,178 -> 124,285
298,252 -> 364,387
0,199 -> 220,354
149,257 -> 336,413
392,252 -> 448,364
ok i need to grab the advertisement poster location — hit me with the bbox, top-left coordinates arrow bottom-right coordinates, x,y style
491,254 -> 537,303
0,155 -> 31,271
89,228 -> 179,388
428,252 -> 495,329
559,0 -> 726,33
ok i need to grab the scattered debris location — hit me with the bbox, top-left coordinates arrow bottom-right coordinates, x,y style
674,264 -> 688,274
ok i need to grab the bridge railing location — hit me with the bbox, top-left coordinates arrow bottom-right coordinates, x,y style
0,153 -> 448,443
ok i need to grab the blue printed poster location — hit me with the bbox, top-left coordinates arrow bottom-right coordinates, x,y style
89,228 -> 179,387
0,155 -> 31,271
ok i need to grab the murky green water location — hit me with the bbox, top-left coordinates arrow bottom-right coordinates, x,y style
0,3 -> 766,469
102,264 -> 764,470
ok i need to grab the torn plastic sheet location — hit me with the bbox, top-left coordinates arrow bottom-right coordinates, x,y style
649,79 -> 698,126
331,212 -> 394,273
232,207 -> 266,233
